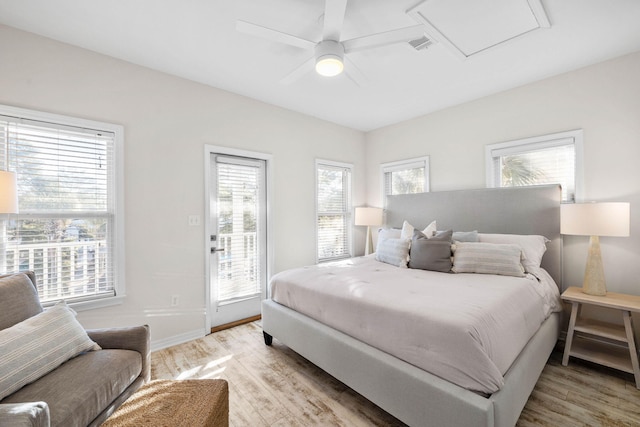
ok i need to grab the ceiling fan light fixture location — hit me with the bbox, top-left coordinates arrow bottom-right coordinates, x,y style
316,55 -> 344,76
315,40 -> 344,77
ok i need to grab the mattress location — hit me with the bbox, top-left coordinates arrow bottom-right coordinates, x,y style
269,256 -> 561,394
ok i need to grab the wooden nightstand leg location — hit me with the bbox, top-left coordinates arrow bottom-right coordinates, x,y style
563,302 -> 580,366
622,311 -> 640,389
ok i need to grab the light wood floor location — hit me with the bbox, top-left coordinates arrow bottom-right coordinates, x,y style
151,322 -> 640,426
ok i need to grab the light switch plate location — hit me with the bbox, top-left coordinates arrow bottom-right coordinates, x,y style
188,215 -> 200,226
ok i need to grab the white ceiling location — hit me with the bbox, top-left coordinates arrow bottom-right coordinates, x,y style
1,0 -> 639,131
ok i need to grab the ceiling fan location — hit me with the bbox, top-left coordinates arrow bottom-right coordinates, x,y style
236,0 -> 425,85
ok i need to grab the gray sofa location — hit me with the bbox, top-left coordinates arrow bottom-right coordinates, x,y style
0,271 -> 150,427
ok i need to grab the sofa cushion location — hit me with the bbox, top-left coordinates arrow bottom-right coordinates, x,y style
0,272 -> 42,330
0,401 -> 49,427
0,301 -> 101,401
2,349 -> 142,427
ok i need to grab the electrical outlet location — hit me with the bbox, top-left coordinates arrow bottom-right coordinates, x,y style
188,215 -> 200,226
171,295 -> 179,306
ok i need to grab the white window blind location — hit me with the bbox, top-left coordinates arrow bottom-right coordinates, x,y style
0,111 -> 120,305
216,158 -> 263,301
381,157 -> 430,197
316,161 -> 352,262
486,130 -> 583,202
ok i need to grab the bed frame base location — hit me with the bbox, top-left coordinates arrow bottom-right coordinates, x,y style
263,331 -> 273,346
262,299 -> 560,427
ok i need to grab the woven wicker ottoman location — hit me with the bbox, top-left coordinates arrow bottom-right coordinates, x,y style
102,379 -> 229,427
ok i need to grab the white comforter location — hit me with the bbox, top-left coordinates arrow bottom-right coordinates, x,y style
269,256 -> 561,394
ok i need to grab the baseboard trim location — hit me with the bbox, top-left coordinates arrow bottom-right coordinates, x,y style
150,315 -> 262,351
211,315 -> 261,334
151,328 -> 206,352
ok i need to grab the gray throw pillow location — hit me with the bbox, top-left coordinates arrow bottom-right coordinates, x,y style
409,229 -> 453,272
452,230 -> 479,242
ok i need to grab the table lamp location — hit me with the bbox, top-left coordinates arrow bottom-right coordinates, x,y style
561,202 -> 630,296
355,207 -> 383,255
0,171 -> 18,214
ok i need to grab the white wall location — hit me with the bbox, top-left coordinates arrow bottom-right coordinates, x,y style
0,25 -> 366,348
366,51 -> 640,311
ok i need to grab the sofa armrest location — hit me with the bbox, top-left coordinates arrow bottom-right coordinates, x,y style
0,402 -> 50,427
86,325 -> 150,382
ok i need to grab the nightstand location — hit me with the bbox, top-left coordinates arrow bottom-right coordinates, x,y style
561,286 -> 640,388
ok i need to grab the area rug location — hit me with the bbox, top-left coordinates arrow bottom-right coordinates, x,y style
102,379 -> 228,427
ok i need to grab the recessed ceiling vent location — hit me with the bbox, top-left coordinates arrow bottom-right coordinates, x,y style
408,35 -> 434,51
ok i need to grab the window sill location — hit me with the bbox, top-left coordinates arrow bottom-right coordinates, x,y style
67,295 -> 125,312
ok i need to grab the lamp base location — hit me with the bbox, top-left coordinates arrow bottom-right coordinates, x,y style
365,226 -> 374,256
582,235 -> 607,296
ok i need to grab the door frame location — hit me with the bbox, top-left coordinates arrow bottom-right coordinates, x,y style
203,144 -> 274,331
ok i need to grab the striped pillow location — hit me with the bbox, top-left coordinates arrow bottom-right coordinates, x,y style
0,301 -> 101,400
376,237 -> 411,268
452,242 -> 525,277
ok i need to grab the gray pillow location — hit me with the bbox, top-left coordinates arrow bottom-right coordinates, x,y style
452,230 -> 478,242
409,229 -> 453,272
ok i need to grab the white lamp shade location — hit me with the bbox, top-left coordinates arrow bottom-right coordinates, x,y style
354,207 -> 383,227
561,202 -> 630,237
0,171 -> 18,214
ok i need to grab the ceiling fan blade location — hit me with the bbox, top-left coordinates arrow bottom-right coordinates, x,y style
342,24 -> 425,53
279,56 -> 316,85
344,56 -> 368,87
322,0 -> 348,41
236,20 -> 316,50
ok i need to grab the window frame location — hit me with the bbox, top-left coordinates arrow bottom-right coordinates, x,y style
0,104 -> 125,311
315,159 -> 353,263
485,129 -> 584,202
380,156 -> 430,201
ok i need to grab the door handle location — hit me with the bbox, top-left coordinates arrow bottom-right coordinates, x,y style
211,248 -> 225,253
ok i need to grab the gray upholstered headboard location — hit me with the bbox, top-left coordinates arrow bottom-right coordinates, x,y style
385,185 -> 562,289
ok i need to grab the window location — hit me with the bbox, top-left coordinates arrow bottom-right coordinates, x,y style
485,130 -> 583,202
0,105 -> 124,308
316,160 -> 352,262
381,157 -> 430,197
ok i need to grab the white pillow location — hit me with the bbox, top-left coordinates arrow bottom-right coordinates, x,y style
376,238 -> 411,268
423,220 -> 438,239
401,220 -> 437,240
0,301 -> 101,400
452,242 -> 525,277
400,221 -> 414,240
478,233 -> 548,269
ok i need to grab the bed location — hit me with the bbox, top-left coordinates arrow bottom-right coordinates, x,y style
262,185 -> 563,427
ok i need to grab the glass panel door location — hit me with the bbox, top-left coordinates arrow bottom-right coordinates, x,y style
209,154 -> 266,327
